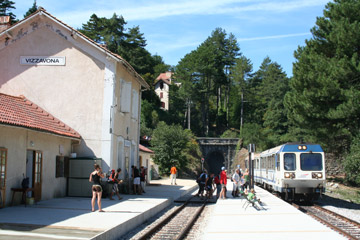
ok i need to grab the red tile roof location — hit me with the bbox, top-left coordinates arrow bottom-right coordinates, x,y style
0,93 -> 80,139
155,72 -> 172,85
139,144 -> 154,154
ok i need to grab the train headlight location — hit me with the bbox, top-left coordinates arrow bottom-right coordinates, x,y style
285,172 -> 290,178
298,145 -> 307,150
291,173 -> 296,179
312,172 -> 323,179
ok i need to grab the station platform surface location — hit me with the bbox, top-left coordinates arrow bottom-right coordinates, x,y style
0,178 -> 197,240
202,183 -> 346,240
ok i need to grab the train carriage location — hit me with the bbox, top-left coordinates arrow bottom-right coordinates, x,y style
246,143 -> 326,201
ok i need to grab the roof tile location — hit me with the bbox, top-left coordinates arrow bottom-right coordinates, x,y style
0,93 -> 80,139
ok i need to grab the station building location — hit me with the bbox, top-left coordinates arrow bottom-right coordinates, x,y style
0,8 -> 149,206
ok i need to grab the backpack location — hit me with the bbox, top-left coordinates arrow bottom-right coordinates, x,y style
108,170 -> 116,183
22,177 -> 29,189
196,173 -> 206,183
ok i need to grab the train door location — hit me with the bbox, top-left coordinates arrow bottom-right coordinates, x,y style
266,156 -> 268,180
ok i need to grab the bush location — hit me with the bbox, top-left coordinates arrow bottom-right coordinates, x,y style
344,136 -> 360,186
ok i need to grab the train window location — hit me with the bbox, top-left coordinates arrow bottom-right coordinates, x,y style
276,154 -> 280,171
300,153 -> 323,171
284,153 -> 296,171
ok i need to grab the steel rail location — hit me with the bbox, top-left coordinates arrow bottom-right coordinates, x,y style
292,203 -> 358,240
174,199 -> 207,240
137,195 -> 195,240
313,204 -> 360,229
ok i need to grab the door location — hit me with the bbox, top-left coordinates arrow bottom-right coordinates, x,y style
0,148 -> 7,208
33,151 -> 43,202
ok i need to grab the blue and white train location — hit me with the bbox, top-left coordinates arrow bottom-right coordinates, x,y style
246,143 -> 326,201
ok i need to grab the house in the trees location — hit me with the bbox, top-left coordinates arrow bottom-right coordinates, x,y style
154,71 -> 180,110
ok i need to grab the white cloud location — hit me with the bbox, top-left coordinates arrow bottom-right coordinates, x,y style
237,32 -> 311,42
53,0 -> 329,25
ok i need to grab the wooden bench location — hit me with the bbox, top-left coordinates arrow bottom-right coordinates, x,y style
11,188 -> 34,207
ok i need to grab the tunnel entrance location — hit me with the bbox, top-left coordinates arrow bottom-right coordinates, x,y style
206,151 -> 225,175
197,138 -> 239,174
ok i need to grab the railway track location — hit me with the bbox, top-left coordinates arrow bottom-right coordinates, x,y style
293,203 -> 360,239
137,195 -> 208,240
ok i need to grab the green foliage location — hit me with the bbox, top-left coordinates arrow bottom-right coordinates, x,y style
220,129 -> 239,138
285,0 -> 360,154
240,123 -> 265,151
151,122 -> 200,174
24,0 -> 37,18
176,28 -> 241,136
0,0 -> 16,23
344,135 -> 360,186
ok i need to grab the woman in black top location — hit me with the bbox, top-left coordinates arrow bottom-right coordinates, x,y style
89,164 -> 105,212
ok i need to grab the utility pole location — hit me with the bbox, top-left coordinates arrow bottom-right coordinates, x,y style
248,143 -> 255,189
240,91 -> 243,134
187,98 -> 191,130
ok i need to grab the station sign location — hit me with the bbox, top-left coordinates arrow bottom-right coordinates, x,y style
20,56 -> 66,66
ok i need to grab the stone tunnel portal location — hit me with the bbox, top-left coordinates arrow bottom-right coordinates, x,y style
197,138 -> 239,175
205,151 -> 225,175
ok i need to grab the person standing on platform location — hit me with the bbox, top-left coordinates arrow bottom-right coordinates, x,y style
140,166 -> 147,193
170,165 -> 177,185
205,173 -> 215,199
214,172 -> 221,198
89,164 -> 105,212
109,168 -> 123,200
219,167 -> 227,199
232,169 -> 241,197
132,166 -> 141,194
242,168 -> 249,191
197,170 -> 207,199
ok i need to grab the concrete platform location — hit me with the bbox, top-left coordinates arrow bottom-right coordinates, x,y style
0,178 -> 197,240
202,182 -> 347,240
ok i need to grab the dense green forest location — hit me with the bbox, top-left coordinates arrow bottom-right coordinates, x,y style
4,0 -> 360,183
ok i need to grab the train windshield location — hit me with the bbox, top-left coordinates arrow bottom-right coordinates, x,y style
284,153 -> 296,170
300,153 -> 323,171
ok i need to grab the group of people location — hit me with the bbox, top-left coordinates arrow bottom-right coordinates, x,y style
196,165 -> 251,200
89,164 -> 148,212
131,165 -> 147,195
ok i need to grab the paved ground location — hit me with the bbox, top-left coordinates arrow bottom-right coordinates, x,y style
201,182 -> 347,240
0,178 -> 197,240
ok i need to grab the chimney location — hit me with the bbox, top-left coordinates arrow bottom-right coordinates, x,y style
0,16 -> 10,32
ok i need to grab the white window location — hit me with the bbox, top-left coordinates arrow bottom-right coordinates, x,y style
120,79 -> 132,113
132,89 -> 139,119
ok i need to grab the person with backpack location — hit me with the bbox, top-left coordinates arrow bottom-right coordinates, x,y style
109,168 -> 123,200
196,170 -> 207,199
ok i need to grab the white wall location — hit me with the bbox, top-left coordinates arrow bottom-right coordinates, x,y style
0,125 -> 73,206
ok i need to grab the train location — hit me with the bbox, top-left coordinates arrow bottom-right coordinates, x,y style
245,143 -> 326,201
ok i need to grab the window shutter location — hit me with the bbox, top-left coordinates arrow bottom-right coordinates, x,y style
120,80 -> 132,113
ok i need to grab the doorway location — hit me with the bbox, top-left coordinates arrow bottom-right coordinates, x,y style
26,150 -> 42,202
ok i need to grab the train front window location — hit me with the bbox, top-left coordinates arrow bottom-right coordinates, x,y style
284,153 -> 296,171
300,153 -> 323,171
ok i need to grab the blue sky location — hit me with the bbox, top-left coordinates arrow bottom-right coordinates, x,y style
12,0 -> 330,76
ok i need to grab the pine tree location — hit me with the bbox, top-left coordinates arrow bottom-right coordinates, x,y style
24,0 -> 38,18
284,0 -> 360,153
